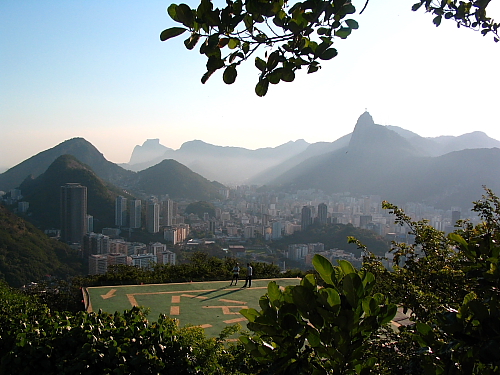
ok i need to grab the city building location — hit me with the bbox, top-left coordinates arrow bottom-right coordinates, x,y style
301,205 -> 312,231
83,232 -> 110,257
271,221 -> 282,240
88,254 -> 108,275
317,203 -> 328,225
131,254 -> 157,270
129,199 -> 142,229
115,196 -> 127,227
60,183 -> 87,245
147,199 -> 160,233
158,250 -> 176,265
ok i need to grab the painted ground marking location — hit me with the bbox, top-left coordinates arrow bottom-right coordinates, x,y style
101,289 -> 117,299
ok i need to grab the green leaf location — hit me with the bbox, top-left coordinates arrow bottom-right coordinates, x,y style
255,78 -> 269,96
448,233 -> 468,249
334,28 -> 351,39
228,38 -> 240,49
342,4 -> 356,14
312,254 -> 335,285
338,260 -> 356,275
292,285 -> 317,312
223,65 -> 237,84
167,4 -> 179,22
267,281 -> 282,306
345,19 -> 359,29
308,62 -> 319,73
242,42 -> 250,54
255,57 -> 267,72
301,273 -> 317,289
307,328 -> 321,347
160,27 -> 187,41
183,33 -> 200,49
207,55 -> 224,71
267,68 -> 282,84
240,308 -> 260,322
412,2 -> 424,12
322,287 -> 341,308
201,70 -> 215,84
433,15 -> 442,26
176,4 -> 195,28
379,304 -> 397,325
342,273 -> 363,308
267,51 -> 280,70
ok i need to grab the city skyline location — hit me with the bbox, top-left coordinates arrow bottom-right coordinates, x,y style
2,0 -> 500,170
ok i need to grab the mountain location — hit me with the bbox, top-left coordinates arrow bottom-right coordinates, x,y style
135,159 -> 224,200
125,139 -> 310,184
249,135 -> 351,185
19,154 -> 132,231
128,138 -> 173,165
0,203 -> 83,287
267,112 -> 500,208
386,126 -> 500,157
0,138 -> 134,192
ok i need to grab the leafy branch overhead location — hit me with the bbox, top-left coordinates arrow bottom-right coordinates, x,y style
161,0 -> 497,96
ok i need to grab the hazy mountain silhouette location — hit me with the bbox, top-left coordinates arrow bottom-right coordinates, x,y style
267,112 -> 500,208
19,154 -> 131,231
135,159 -> 224,200
386,126 -> 500,157
0,138 -> 134,192
128,138 -> 173,164
124,139 -> 310,184
249,135 -> 351,185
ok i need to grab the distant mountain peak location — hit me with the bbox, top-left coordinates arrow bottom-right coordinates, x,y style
129,139 -> 172,164
144,138 -> 161,145
353,111 -> 375,129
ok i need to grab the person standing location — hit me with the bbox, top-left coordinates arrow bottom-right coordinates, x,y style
230,263 -> 240,286
242,263 -> 253,288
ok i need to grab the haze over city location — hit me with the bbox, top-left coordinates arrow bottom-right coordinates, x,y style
1,0 -> 500,171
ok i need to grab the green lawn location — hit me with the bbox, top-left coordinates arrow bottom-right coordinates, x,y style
86,278 -> 301,337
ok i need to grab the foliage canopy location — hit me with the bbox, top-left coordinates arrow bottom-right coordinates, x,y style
161,0 -> 498,96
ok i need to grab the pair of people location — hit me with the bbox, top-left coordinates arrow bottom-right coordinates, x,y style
229,263 -> 252,287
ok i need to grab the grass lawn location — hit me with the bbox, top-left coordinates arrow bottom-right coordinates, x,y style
86,278 -> 301,337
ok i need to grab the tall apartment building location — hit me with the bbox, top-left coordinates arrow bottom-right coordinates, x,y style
317,203 -> 328,225
115,196 -> 127,227
129,199 -> 142,229
60,183 -> 87,245
147,199 -> 160,233
160,199 -> 175,226
271,221 -> 283,240
301,206 -> 312,231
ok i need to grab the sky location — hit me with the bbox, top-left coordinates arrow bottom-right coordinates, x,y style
1,0 -> 500,170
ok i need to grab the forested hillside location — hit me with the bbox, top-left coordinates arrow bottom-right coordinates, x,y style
0,204 -> 82,287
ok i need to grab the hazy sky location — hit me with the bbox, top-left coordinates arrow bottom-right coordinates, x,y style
1,0 -> 499,170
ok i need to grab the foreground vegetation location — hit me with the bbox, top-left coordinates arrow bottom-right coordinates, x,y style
2,189 -> 500,373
